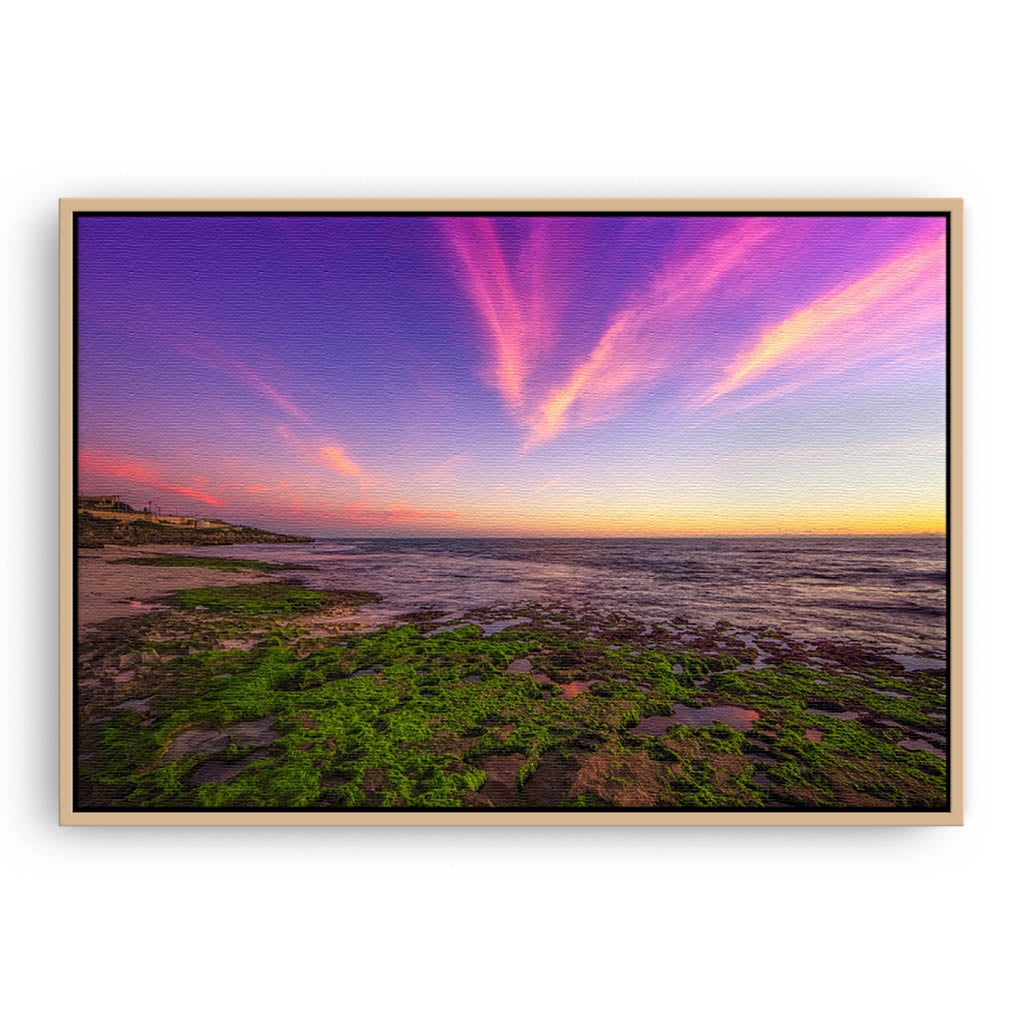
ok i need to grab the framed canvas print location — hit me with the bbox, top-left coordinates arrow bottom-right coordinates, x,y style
59,199 -> 963,825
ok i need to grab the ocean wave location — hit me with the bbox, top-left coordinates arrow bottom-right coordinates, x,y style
295,536 -> 947,649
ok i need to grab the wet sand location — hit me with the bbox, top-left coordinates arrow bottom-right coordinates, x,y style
77,545 -> 277,629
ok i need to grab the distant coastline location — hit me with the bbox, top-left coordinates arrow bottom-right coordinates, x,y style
77,495 -> 311,548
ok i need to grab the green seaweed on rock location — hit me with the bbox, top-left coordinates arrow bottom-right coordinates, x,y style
75,583 -> 948,811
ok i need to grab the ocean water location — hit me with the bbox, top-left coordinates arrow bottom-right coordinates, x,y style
218,535 -> 947,655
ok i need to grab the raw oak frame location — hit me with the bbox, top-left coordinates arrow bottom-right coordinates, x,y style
59,197 -> 964,826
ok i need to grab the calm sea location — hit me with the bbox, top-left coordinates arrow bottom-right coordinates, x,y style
216,535 -> 947,655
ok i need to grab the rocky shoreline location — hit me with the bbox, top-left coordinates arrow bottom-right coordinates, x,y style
75,548 -> 949,811
77,511 -> 312,548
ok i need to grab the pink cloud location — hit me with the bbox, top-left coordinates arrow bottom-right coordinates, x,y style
321,445 -> 362,478
79,449 -> 221,507
524,219 -> 780,446
692,226 -> 946,417
440,218 -> 529,408
439,217 -> 789,448
276,425 -> 379,488
166,334 -> 312,424
439,217 -> 946,447
258,493 -> 461,528
439,218 -> 572,411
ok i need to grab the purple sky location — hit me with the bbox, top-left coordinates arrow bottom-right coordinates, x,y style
77,214 -> 947,536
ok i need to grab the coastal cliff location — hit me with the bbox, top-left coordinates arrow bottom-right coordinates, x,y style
77,510 -> 312,548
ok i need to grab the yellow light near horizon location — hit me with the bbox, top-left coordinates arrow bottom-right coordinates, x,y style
454,502 -> 945,538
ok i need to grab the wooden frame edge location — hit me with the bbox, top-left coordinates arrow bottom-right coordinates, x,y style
60,199 -> 75,826
59,197 -> 962,214
58,198 -> 964,827
60,810 -> 963,826
948,198 -> 964,826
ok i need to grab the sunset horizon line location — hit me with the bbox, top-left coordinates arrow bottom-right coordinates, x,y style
77,215 -> 946,540
77,490 -> 944,540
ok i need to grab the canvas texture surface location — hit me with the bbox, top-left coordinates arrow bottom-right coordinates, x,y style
61,203 -> 960,823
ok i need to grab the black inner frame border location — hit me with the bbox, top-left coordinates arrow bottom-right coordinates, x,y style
72,209 -> 953,814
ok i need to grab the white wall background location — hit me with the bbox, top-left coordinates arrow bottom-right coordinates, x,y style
3,2 -> 1020,1020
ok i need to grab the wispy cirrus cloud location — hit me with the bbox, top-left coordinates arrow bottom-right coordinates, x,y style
320,445 -> 362,477
168,334 -> 312,424
263,492 -> 461,528
337,501 -> 460,526
421,452 -> 472,484
525,219 -> 789,446
439,217 -> 571,411
79,446 -> 460,529
439,217 -> 794,448
275,424 -> 378,489
439,217 -> 946,449
78,290 -> 315,426
79,449 -> 221,507
692,227 -> 946,417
